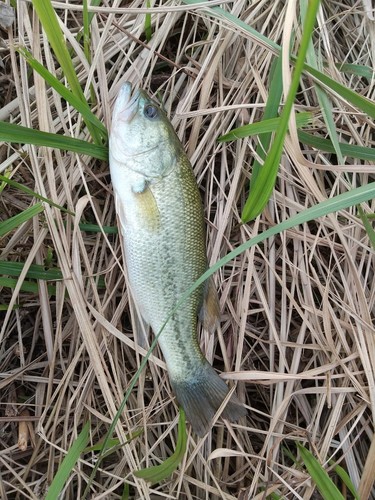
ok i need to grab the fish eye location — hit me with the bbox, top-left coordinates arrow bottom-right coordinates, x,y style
144,104 -> 159,120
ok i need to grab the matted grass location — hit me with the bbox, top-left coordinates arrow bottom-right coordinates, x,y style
0,0 -> 374,498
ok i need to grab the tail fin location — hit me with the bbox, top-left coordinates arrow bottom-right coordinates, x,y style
170,362 -> 246,437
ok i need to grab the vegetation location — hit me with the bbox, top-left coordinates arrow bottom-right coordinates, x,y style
0,0 -> 374,498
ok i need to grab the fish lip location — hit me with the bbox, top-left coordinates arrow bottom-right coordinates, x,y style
113,82 -> 141,124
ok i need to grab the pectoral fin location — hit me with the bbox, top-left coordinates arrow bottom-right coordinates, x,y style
133,186 -> 160,231
115,183 -> 160,233
132,311 -> 150,350
199,277 -> 220,333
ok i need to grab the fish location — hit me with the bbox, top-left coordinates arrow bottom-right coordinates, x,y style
109,82 -> 246,436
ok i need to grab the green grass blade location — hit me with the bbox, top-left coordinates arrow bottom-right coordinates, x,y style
331,462 -> 360,500
84,438 -> 119,452
83,0 -> 91,63
31,0 -> 102,144
182,0 -> 375,119
45,421 -> 90,500
218,112 -> 312,142
31,0 -> 79,92
0,168 -> 11,195
298,444 -> 345,500
306,64 -> 375,119
0,261 -> 63,281
183,0 -> 279,51
17,47 -> 107,139
242,0 -> 321,222
121,483 -> 130,500
145,0 -> 152,42
0,203 -> 44,237
79,223 -> 118,234
0,121 -> 108,160
357,205 -> 375,250
298,131 -> 375,161
0,264 -> 103,294
87,0 -> 102,26
134,408 -> 187,484
281,445 -> 297,464
301,1 -> 343,164
82,0 -> 102,104
0,174 -> 74,215
84,428 -> 143,454
251,55 -> 283,186
0,277 -> 57,295
0,304 -> 20,311
335,63 -> 374,81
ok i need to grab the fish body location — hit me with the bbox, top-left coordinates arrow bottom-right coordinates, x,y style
109,83 -> 245,436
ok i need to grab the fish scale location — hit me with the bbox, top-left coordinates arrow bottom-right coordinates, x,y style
109,83 -> 246,436
125,157 -> 206,377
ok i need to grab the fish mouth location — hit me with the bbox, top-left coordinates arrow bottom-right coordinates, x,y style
113,82 -> 141,123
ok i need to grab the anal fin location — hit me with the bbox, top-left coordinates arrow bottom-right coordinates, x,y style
199,277 -> 220,333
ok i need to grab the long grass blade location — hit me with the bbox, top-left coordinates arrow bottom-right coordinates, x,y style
0,121 -> 108,160
0,174 -> 74,215
218,112 -> 312,142
300,0 -> 343,163
335,62 -> 374,81
330,462 -> 360,500
298,131 -> 375,161
357,205 -> 375,250
0,277 -> 57,295
84,428 -> 143,454
144,0 -> 153,42
298,445 -> 345,500
306,64 -> 375,119
242,0 -> 321,222
45,421 -> 90,500
83,0 -> 91,63
0,203 -> 44,237
31,0 -> 102,144
0,263 -> 104,294
220,123 -> 375,162
0,261 -> 63,281
134,408 -> 187,484
79,223 -> 118,234
251,55 -> 283,186
17,47 -> 107,139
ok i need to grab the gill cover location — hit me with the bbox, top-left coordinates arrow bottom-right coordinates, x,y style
110,84 -> 182,180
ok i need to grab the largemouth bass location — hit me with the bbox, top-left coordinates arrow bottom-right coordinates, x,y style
109,83 -> 246,436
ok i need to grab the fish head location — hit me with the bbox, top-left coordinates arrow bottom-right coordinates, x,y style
109,83 -> 182,179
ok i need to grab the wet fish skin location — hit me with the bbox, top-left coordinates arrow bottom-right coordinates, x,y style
109,83 -> 246,436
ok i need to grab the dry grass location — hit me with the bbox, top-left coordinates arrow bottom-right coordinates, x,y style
1,0 -> 375,498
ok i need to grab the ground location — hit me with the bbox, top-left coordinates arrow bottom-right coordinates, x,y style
0,1 -> 374,499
